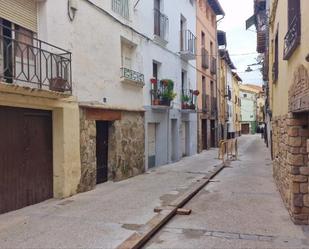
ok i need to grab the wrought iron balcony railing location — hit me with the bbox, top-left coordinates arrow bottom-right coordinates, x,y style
210,57 -> 217,74
201,48 -> 209,69
154,8 -> 169,42
0,23 -> 72,93
180,30 -> 196,60
181,89 -> 199,110
120,67 -> 144,87
283,15 -> 301,60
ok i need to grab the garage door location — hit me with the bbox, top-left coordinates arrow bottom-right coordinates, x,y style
241,123 -> 250,135
0,106 -> 53,214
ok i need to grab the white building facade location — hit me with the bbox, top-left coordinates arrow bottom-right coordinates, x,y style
136,0 -> 198,169
37,0 -> 198,183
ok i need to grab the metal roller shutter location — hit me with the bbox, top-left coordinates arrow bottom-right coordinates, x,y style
0,0 -> 37,32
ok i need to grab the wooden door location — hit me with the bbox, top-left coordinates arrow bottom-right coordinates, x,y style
241,123 -> 250,134
148,123 -> 156,168
0,106 -> 53,214
201,119 -> 207,150
96,121 -> 109,184
211,120 -> 215,147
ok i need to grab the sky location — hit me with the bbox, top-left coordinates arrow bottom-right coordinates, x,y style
217,0 -> 263,86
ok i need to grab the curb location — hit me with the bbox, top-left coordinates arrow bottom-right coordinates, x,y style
116,162 -> 226,249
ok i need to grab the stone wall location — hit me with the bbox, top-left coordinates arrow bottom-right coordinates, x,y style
78,108 -> 97,193
272,113 -> 309,224
78,109 -> 145,191
108,111 -> 145,181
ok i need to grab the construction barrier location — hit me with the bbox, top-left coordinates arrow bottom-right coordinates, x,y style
218,138 -> 238,163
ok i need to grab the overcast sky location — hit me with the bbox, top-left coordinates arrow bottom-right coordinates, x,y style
217,0 -> 263,86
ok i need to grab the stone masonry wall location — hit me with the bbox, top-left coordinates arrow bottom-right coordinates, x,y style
108,111 -> 145,181
272,113 -> 309,224
78,108 -> 97,193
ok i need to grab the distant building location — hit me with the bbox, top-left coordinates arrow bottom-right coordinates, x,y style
239,84 -> 263,134
232,72 -> 242,137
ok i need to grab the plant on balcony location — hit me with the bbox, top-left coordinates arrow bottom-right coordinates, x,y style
160,79 -> 176,106
181,94 -> 190,109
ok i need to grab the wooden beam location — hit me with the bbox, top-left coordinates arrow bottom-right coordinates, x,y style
85,108 -> 121,121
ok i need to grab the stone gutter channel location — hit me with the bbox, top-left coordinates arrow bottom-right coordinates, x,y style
116,162 -> 228,249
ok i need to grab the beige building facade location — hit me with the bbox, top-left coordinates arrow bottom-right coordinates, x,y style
196,0 -> 224,151
0,0 -> 81,214
269,0 -> 309,224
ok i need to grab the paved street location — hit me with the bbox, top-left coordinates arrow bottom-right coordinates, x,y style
0,142 -> 222,248
0,135 -> 308,249
145,135 -> 309,248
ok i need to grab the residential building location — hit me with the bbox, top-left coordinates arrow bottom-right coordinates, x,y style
219,49 -> 236,139
268,0 -> 309,224
239,84 -> 262,134
232,72 -> 242,137
143,0 -> 198,168
0,0 -> 81,214
247,0 -> 271,147
256,89 -> 266,129
196,0 -> 224,151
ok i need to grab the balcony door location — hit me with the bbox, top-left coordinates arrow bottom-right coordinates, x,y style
154,0 -> 161,36
1,19 -> 13,83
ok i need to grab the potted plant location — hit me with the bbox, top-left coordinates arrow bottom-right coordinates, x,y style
160,79 -> 176,106
182,94 -> 190,109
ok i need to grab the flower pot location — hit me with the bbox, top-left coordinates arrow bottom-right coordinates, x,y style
160,98 -> 171,106
49,77 -> 68,92
152,99 -> 160,105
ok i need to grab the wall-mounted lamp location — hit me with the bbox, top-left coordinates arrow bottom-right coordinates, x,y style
68,0 -> 78,21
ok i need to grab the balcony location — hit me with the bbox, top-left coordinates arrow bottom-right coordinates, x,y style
201,48 -> 209,69
154,9 -> 169,45
202,94 -> 210,113
181,89 -> 199,110
210,57 -> 217,75
150,78 -> 176,107
211,97 -> 218,117
283,15 -> 301,60
0,24 -> 72,93
120,67 -> 144,87
180,30 -> 196,61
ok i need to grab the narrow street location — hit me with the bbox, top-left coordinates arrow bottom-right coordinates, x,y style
0,135 -> 307,248
145,135 -> 309,248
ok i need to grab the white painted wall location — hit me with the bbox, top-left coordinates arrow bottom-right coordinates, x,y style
37,0 -> 196,111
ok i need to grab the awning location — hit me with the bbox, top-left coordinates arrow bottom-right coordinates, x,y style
246,14 -> 256,30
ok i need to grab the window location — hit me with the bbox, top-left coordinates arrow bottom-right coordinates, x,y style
283,0 -> 301,60
153,62 -> 158,79
202,76 -> 207,110
201,31 -> 205,47
112,0 -> 129,19
243,93 -> 247,98
153,0 -> 169,42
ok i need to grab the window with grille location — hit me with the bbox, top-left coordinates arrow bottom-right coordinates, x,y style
112,0 -> 129,19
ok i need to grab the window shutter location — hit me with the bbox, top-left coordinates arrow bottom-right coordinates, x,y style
0,0 -> 37,32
